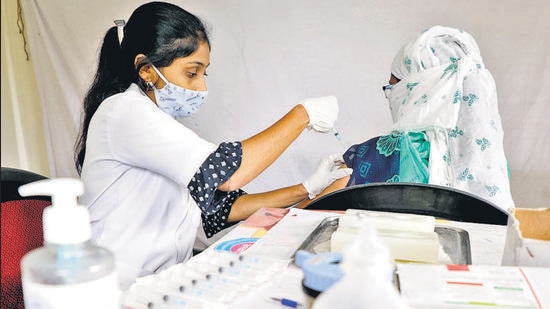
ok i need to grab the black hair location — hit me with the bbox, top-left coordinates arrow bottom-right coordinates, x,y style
74,1 -> 210,174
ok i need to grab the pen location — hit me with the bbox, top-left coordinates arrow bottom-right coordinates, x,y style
270,297 -> 303,308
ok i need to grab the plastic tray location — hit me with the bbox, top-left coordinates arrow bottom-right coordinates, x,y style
293,216 -> 471,264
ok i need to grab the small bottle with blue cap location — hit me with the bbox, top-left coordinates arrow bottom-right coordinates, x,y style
306,226 -> 409,308
294,250 -> 344,307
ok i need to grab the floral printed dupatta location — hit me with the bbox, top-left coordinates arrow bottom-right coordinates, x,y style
345,26 -> 514,212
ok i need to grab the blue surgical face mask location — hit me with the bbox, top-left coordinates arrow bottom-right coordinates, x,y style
151,65 -> 208,118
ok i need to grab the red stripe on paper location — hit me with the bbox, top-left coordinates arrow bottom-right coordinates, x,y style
447,264 -> 470,271
446,281 -> 483,286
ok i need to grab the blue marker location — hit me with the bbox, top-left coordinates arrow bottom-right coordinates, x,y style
270,297 -> 303,308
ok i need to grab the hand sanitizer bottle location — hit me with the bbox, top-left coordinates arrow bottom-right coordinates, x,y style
19,178 -> 119,309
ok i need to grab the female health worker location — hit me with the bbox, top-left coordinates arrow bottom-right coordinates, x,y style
74,1 -> 351,289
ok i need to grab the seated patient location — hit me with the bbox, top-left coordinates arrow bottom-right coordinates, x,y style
302,25 -> 515,211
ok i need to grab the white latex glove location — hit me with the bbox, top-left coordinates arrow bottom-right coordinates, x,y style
300,96 -> 339,133
302,154 -> 353,199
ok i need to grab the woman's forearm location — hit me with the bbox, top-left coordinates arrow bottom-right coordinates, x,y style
227,184 -> 309,222
219,104 -> 309,191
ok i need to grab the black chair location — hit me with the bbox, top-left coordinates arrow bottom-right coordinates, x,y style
1,167 -> 51,309
306,182 -> 508,225
1,167 -> 50,202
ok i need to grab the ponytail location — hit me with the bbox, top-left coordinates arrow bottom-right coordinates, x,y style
74,26 -> 132,174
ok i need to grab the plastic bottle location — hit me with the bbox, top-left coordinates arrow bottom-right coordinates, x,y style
294,250 -> 344,307
19,178 -> 120,309
312,226 -> 410,309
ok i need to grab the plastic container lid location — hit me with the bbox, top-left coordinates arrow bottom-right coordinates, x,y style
19,178 -> 92,244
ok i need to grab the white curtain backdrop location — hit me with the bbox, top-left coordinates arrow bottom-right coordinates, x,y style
21,0 -> 550,208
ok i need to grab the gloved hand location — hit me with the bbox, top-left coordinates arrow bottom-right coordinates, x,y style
300,96 -> 339,133
302,154 -> 353,199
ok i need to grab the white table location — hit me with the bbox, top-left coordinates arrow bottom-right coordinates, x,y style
208,208 -> 548,308
123,208 -> 549,308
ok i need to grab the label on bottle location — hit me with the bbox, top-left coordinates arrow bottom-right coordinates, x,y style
23,272 -> 120,309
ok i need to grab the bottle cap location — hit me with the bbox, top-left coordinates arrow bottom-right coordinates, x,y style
295,250 -> 344,294
19,178 -> 91,244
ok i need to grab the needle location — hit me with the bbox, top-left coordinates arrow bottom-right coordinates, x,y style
332,127 -> 342,142
270,297 -> 303,308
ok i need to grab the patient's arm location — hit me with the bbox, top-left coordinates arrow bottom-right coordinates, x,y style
295,174 -> 350,208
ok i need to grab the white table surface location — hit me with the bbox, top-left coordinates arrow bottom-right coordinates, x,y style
128,208 -> 548,309
206,208 -> 549,309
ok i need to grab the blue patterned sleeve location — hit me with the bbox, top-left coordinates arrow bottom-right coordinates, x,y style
188,141 -> 247,238
343,135 -> 401,186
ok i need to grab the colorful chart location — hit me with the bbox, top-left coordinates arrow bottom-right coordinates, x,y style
215,237 -> 259,253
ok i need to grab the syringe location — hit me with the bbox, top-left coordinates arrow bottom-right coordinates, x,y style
332,127 -> 342,142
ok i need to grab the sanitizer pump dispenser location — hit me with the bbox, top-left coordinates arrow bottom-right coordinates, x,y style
19,178 -> 119,309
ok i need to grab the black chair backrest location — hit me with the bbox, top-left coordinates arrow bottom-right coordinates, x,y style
1,167 -> 50,202
306,183 -> 508,225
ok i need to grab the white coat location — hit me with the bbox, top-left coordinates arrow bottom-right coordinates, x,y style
79,84 -> 217,289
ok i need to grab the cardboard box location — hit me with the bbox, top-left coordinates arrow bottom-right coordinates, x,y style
502,208 -> 550,267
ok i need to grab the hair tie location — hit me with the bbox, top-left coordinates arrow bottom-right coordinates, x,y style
113,19 -> 126,46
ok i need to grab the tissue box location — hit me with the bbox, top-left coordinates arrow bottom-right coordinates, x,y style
502,208 -> 550,267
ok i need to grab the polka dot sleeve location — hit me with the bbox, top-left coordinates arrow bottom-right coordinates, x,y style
200,189 -> 246,238
188,141 -> 247,238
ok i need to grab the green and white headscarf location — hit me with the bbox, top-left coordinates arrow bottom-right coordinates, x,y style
389,25 -> 514,211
